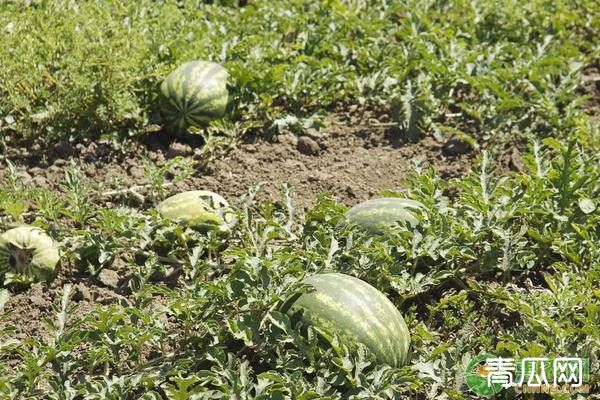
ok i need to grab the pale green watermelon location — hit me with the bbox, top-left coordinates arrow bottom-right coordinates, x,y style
291,273 -> 411,367
0,226 -> 60,283
159,61 -> 229,131
156,190 -> 236,234
345,197 -> 424,234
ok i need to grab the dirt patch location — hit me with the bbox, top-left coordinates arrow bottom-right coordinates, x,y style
1,118 -> 472,210
182,127 -> 470,209
581,60 -> 600,118
0,117 -> 474,343
0,266 -> 127,354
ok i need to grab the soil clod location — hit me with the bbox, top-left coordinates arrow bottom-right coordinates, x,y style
73,283 -> 92,302
297,136 -> 321,155
167,142 -> 194,158
442,136 -> 472,156
97,269 -> 120,289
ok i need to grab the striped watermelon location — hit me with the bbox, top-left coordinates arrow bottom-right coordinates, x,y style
291,273 -> 410,367
0,226 -> 59,283
346,197 -> 424,234
156,190 -> 236,234
159,61 -> 229,131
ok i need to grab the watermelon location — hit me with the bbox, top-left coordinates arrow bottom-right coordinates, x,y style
290,273 -> 410,367
156,190 -> 236,234
159,61 -> 229,131
345,197 -> 424,234
0,226 -> 60,284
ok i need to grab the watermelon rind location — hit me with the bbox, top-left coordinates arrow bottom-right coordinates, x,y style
0,226 -> 60,284
291,272 -> 411,367
345,197 -> 424,234
156,190 -> 236,234
159,60 -> 229,131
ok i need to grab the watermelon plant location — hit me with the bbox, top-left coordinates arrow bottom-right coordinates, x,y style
345,197 -> 424,234
156,190 -> 236,234
0,226 -> 60,285
0,0 -> 598,398
290,272 -> 411,367
159,61 -> 229,132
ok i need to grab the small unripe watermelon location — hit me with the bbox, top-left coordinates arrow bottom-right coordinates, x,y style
159,61 -> 229,131
346,197 -> 423,234
156,190 -> 236,234
0,226 -> 60,284
290,273 -> 411,367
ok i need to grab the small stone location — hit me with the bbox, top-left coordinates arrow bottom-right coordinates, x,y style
278,133 -> 298,147
97,269 -> 120,289
54,142 -> 74,159
192,148 -> 204,160
167,142 -> 193,158
73,283 -> 92,302
32,175 -> 48,187
29,283 -> 46,307
148,151 -> 165,163
16,171 -> 32,182
303,128 -> 322,140
128,165 -> 145,179
509,147 -> 524,172
48,165 -> 62,174
53,158 -> 67,167
307,171 -> 333,182
297,136 -> 321,155
87,142 -> 98,153
442,136 -> 472,156
345,185 -> 356,198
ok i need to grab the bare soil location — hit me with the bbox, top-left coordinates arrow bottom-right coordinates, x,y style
581,60 -> 600,117
0,117 -> 475,348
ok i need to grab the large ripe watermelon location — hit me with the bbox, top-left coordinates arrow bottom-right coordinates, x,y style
345,197 -> 424,234
159,61 -> 229,131
156,190 -> 236,234
290,273 -> 411,367
0,226 -> 59,284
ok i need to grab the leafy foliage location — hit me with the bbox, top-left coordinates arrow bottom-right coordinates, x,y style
0,0 -> 598,148
0,0 -> 598,398
0,138 -> 597,398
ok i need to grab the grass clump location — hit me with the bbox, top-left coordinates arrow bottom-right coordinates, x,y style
0,0 -> 597,148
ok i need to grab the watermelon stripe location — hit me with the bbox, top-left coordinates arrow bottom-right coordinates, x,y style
346,197 -> 424,234
293,273 -> 410,367
188,105 -> 226,120
317,275 -> 402,365
309,290 -> 391,363
164,80 -> 184,112
337,285 -> 397,356
187,91 -> 226,113
192,63 -> 224,83
162,95 -> 182,114
159,61 -> 228,132
185,66 -> 227,106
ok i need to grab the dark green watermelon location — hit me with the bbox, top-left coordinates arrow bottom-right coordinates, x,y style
159,61 -> 229,131
345,197 -> 424,234
290,273 -> 411,367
